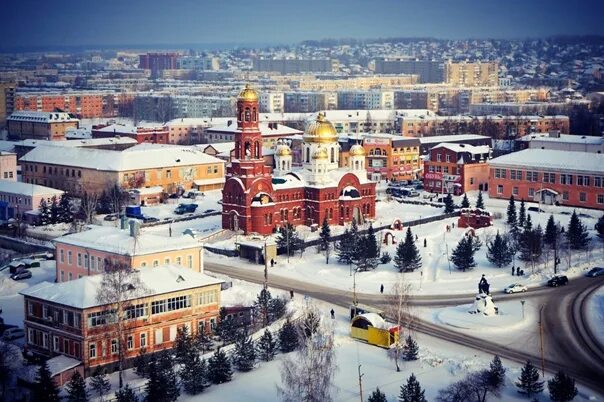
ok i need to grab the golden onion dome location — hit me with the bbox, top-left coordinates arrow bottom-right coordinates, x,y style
237,84 -> 259,102
349,143 -> 365,156
312,147 -> 329,160
304,112 -> 338,143
276,144 -> 292,156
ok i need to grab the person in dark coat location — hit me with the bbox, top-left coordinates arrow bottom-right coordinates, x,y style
380,284 -> 384,294
330,309 -> 335,319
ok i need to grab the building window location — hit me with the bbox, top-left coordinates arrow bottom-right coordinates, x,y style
445,154 -> 450,163
60,249 -> 64,263
89,343 -> 96,359
77,253 -> 82,267
111,339 -> 118,354
155,329 -> 163,344
595,177 -> 603,187
60,271 -> 65,282
579,192 -> 587,202
140,333 -> 147,348
67,251 -> 72,265
84,255 -> 89,269
127,336 -> 133,350
513,187 -> 519,196
188,255 -> 193,269
598,194 -> 604,204
53,336 -> 60,352
153,260 -> 159,267
528,188 -> 535,197
176,256 -> 182,265
164,258 -> 170,265
497,185 -> 503,194
470,177 -> 474,185
562,192 -> 569,201
436,154 -> 442,162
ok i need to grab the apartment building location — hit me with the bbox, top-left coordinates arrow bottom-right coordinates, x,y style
362,135 -> 421,181
284,92 -> 335,113
0,82 -> 16,128
259,92 -> 284,113
252,58 -> 338,73
337,91 -> 394,110
373,58 -> 444,83
7,111 -> 79,141
0,152 -> 17,181
91,123 -> 169,144
0,180 -> 64,223
15,92 -> 135,119
516,131 -> 604,153
444,61 -> 499,87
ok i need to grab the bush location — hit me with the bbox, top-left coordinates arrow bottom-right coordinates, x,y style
380,252 -> 392,264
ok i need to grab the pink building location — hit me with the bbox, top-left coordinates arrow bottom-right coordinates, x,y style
0,179 -> 64,223
53,224 -> 203,282
0,152 -> 17,181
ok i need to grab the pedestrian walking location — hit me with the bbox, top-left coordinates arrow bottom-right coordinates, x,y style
380,284 -> 384,294
512,266 -> 515,276
290,289 -> 294,299
270,258 -> 274,267
330,309 -> 335,319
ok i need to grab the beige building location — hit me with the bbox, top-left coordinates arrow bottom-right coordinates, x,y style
7,111 -> 79,141
444,61 -> 499,87
0,152 -> 17,181
295,75 -> 419,91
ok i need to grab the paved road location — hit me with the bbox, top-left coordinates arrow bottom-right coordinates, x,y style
206,261 -> 604,394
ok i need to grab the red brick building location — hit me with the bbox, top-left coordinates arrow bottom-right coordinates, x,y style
423,143 -> 491,195
92,123 -> 169,144
15,92 -> 134,119
488,149 -> 604,210
222,85 -> 376,235
20,265 -> 222,376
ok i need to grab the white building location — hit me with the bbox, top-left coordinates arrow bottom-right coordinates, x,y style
259,92 -> 284,113
517,131 -> 604,154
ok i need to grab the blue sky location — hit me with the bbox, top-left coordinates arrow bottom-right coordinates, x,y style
1,0 -> 603,49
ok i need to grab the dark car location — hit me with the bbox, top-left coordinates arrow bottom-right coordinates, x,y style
10,270 -> 32,280
104,213 -> 119,221
528,206 -> 545,213
547,275 -> 568,287
142,216 -> 159,223
586,267 -> 604,278
174,203 -> 198,215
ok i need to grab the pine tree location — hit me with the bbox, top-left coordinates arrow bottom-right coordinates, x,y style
548,370 -> 578,402
402,335 -> 419,361
257,328 -> 276,361
31,362 -> 61,402
233,330 -> 256,372
444,193 -> 455,213
134,347 -> 151,378
115,384 -> 139,402
524,213 -> 533,231
595,214 -> 604,240
216,307 -> 237,344
180,354 -> 208,395
65,371 -> 89,402
518,199 -> 526,228
515,360 -> 544,398
50,195 -> 61,224
395,227 -> 422,272
38,198 -> 51,226
476,190 -> 485,209
365,223 -> 379,259
279,319 -> 299,353
487,231 -> 513,267
90,367 -> 110,400
544,215 -> 559,247
566,210 -> 590,250
354,230 -> 379,271
507,195 -> 517,231
174,325 -> 195,366
451,236 -> 477,271
207,348 -> 233,384
487,355 -> 506,391
145,352 -> 180,402
196,327 -> 214,354
319,217 -> 331,256
254,288 -> 272,326
337,228 -> 355,265
277,223 -> 301,256
368,387 -> 387,402
59,194 -> 73,223
268,296 -> 287,322
398,373 -> 427,402
460,193 -> 470,208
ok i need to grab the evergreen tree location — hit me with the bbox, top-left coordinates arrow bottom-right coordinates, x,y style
544,215 -> 559,247
515,360 -> 544,398
380,251 -> 392,264
444,193 -> 455,213
507,195 -> 517,231
475,190 -> 485,209
402,335 -> 419,361
134,347 -> 151,378
65,371 -> 89,402
487,355 -> 506,391
595,214 -> 604,240
180,354 -> 208,395
216,307 -> 237,344
451,236 -> 477,271
277,223 -> 302,256
395,227 -> 422,272
115,384 -> 138,402
354,227 -> 380,271
524,213 -> 533,231
566,210 -> 590,250
257,328 -> 277,361
59,194 -> 73,223
144,353 -> 180,402
460,193 -> 470,208
254,288 -> 272,327
319,217 -> 331,251
364,223 -> 379,259
174,325 -> 195,366
90,367 -> 110,401
398,373 -> 427,402
50,195 -> 61,224
38,198 -> 51,226
337,228 -> 355,265
487,231 -> 513,267
279,319 -> 299,353
268,296 -> 287,322
300,309 -> 321,338
548,370 -> 578,402
207,348 -> 233,384
518,199 -> 526,228
233,329 -> 256,372
368,387 -> 387,402
196,327 -> 214,354
31,362 -> 61,402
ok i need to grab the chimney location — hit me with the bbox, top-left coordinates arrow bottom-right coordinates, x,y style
129,220 -> 139,237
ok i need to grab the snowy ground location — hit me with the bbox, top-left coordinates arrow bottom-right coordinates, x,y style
586,284 -> 604,347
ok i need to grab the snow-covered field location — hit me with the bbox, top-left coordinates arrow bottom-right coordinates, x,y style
586,284 -> 604,347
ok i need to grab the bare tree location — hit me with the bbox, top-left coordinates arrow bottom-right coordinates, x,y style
79,192 -> 99,224
108,184 -> 129,214
387,278 -> 414,372
0,342 -> 23,400
277,306 -> 338,402
95,259 -> 147,388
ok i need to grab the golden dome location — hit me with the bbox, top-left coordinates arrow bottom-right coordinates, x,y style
276,144 -> 292,156
349,144 -> 365,156
304,112 -> 338,143
312,147 -> 328,160
237,84 -> 259,102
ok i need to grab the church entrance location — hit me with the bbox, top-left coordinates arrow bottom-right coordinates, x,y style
353,207 -> 362,224
229,211 -> 239,231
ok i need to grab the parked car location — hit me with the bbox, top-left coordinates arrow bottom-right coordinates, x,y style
104,213 -> 119,221
527,206 -> 545,212
29,252 -> 53,260
547,275 -> 568,287
203,209 -> 217,214
174,203 -> 198,215
10,270 -> 32,280
142,216 -> 159,223
186,190 -> 205,199
2,328 -> 25,340
504,283 -> 528,294
0,324 -> 17,336
586,267 -> 604,277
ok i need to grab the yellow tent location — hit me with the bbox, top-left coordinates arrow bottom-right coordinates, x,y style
351,313 -> 399,348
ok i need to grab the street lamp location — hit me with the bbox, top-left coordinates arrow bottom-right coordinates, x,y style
520,300 -> 525,320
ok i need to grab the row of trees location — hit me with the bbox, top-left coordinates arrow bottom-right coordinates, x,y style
337,219 -> 381,271
38,195 -> 73,226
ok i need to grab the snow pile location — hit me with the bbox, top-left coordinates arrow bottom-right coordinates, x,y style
470,293 -> 498,316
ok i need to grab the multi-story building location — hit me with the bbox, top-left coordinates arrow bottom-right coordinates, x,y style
7,111 -> 79,141
205,122 -> 303,148
284,92 -> 335,113
319,109 -> 420,134
394,90 -> 435,111
259,92 -> 284,113
139,53 -> 179,76
0,82 -> 16,128
13,137 -> 138,159
177,56 -> 220,71
91,124 -> 169,144
373,58 -> 444,83
423,143 -> 491,195
444,61 -> 499,87
20,265 -> 222,376
417,134 -> 492,156
359,135 -> 421,181
488,149 -> 604,209
54,224 -> 203,282
337,91 -> 394,110
0,152 -> 17,181
19,143 -> 225,195
252,58 -> 338,74
295,75 -> 418,91
222,85 -> 376,235
516,131 -> 604,153
0,180 -> 64,223
172,95 -> 234,119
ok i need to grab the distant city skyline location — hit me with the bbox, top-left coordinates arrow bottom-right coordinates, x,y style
2,0 -> 604,51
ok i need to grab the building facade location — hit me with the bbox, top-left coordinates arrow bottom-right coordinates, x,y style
92,124 -> 169,144
0,152 -> 17,181
444,61 -> 499,87
0,180 -> 64,222
361,136 -> 421,181
259,92 -> 284,113
373,58 -> 444,83
7,111 -> 79,141
0,82 -> 16,128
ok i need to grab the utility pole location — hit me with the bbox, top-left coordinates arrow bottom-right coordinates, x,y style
357,364 -> 364,402
539,304 -> 545,377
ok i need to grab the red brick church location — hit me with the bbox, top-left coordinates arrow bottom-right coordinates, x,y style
222,85 -> 377,235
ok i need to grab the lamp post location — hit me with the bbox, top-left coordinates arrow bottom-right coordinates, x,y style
520,300 -> 526,320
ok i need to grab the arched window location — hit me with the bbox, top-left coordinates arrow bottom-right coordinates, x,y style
330,147 -> 335,163
244,107 -> 251,122
254,142 -> 260,159
252,107 -> 257,121
244,142 -> 251,159
355,160 -> 359,169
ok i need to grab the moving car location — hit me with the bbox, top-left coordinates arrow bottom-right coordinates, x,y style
2,328 -> 25,340
547,275 -> 568,287
504,283 -> 528,294
586,267 -> 604,277
527,206 -> 545,212
10,270 -> 32,280
142,216 -> 159,223
174,203 -> 198,215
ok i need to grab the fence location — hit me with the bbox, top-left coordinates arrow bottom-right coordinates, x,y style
0,234 -> 54,254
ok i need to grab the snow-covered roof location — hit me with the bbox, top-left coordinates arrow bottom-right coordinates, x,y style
206,122 -> 303,137
17,137 -> 137,148
517,133 -> 604,145
432,143 -> 491,155
355,313 -> 390,329
46,355 -> 81,377
317,109 -> 430,122
7,111 -> 79,123
193,177 -> 225,186
489,149 -> 604,173
418,134 -> 491,144
0,179 -> 64,197
20,143 -> 225,172
199,142 -> 234,154
20,265 -> 223,309
130,186 -> 163,195
94,123 -> 138,134
54,225 -> 201,255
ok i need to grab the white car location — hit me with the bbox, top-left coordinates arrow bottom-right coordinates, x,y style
504,283 -> 528,294
2,328 -> 25,340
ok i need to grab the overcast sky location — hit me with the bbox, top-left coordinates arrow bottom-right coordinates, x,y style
2,0 -> 603,49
